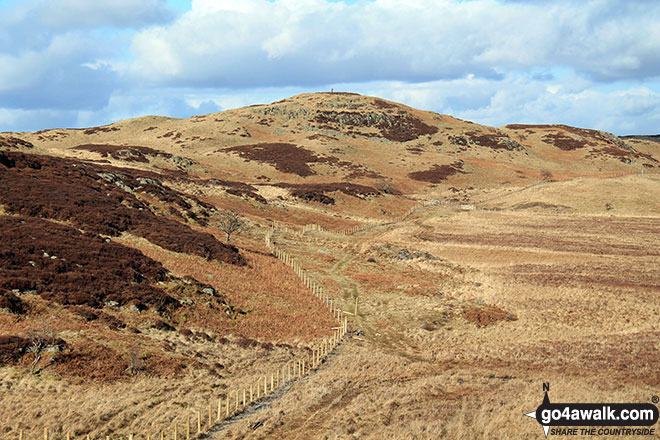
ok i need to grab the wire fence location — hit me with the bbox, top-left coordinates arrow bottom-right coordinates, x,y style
9,226 -> 350,440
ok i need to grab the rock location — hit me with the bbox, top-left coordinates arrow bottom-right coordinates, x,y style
179,297 -> 194,305
28,261 -> 35,267
201,287 -> 216,296
105,300 -> 119,307
137,177 -> 161,187
475,299 -> 485,305
129,304 -> 141,313
50,255 -> 57,259
421,322 -> 434,331
171,156 -> 194,167
397,249 -> 413,260
367,257 -> 376,263
458,379 -> 464,385
42,252 -> 49,257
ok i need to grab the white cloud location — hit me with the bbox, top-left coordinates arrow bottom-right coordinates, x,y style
2,0 -> 174,32
127,0 -> 660,88
0,33 -> 118,110
1,0 -> 659,135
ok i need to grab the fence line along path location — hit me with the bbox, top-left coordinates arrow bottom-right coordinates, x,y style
11,224 -> 351,440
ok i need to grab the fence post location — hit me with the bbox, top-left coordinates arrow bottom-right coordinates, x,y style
217,397 -> 221,422
264,376 -> 267,395
271,373 -> 274,392
174,423 -> 178,440
250,384 -> 254,402
226,394 -> 230,417
197,410 -> 201,434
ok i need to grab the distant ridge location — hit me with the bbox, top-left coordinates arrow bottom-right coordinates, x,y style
620,134 -> 660,144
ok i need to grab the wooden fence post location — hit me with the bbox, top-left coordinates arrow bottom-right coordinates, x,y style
226,394 -> 229,417
264,376 -> 267,395
174,423 -> 178,440
271,373 -> 274,392
197,410 -> 201,434
250,384 -> 254,402
355,297 -> 358,316
217,398 -> 221,421
44,427 -> 48,440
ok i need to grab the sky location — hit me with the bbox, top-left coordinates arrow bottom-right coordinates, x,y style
1,0 -> 659,135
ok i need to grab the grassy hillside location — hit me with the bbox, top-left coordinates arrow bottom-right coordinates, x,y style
1,93 -> 659,438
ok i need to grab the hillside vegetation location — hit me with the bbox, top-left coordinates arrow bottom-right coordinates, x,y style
1,93 -> 659,438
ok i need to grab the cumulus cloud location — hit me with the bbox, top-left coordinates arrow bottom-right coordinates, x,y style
0,0 -> 175,113
128,0 -> 660,88
0,34 -> 119,111
1,0 -> 173,33
1,0 -> 659,134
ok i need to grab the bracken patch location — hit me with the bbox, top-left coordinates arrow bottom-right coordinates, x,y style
465,132 -> 523,151
74,144 -> 172,163
0,136 -> 33,150
224,143 -> 320,176
0,151 -> 244,265
0,216 -> 178,311
408,161 -> 466,183
277,182 -> 380,205
0,335 -> 30,365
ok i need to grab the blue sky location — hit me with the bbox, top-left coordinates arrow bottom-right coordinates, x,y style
1,0 -> 659,135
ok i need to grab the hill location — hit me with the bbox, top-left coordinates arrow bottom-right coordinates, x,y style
1,92 -> 660,438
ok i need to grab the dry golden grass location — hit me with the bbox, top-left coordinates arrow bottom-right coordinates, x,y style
5,93 -> 660,438
211,205 -> 660,439
116,233 -> 335,343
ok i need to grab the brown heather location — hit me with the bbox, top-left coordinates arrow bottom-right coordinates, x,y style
0,92 -> 659,439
